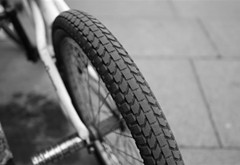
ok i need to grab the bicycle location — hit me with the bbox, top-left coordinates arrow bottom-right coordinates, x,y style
0,0 -> 184,165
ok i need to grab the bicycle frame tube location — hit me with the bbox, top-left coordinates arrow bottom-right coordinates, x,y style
28,0 -> 90,141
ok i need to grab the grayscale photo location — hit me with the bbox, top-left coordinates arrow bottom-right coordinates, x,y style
0,0 -> 239,165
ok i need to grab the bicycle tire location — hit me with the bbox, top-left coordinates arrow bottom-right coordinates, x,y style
52,9 -> 184,165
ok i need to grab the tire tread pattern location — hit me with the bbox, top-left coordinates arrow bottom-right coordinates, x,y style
52,10 -> 184,165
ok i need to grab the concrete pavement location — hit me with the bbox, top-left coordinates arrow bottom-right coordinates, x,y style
0,0 -> 240,164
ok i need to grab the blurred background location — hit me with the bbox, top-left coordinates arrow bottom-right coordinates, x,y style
0,0 -> 240,164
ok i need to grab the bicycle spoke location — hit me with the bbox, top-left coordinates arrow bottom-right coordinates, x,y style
96,92 -> 110,125
97,75 -> 101,121
106,130 -> 143,164
104,138 -> 130,165
122,131 -> 136,165
113,131 -> 133,139
96,78 -> 110,124
104,139 -> 143,164
86,61 -> 94,119
124,136 -> 136,165
86,74 -> 115,113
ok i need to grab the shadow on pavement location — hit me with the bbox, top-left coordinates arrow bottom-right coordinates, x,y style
0,92 -> 99,165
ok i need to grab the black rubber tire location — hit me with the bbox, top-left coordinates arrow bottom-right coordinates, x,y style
52,10 -> 184,165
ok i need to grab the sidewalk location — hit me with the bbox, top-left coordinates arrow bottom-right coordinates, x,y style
1,0 -> 240,164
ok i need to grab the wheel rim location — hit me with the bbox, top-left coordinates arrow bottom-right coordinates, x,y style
59,37 -> 144,165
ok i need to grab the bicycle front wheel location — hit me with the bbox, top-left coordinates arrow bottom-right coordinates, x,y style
52,10 -> 184,165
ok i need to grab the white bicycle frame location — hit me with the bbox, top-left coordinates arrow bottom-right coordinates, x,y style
24,0 -> 90,142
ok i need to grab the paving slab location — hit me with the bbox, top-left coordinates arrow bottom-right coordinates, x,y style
101,18 -> 217,57
134,59 -> 218,147
172,0 -> 240,20
0,40 -> 56,104
194,60 -> 240,147
181,148 -> 240,165
201,20 -> 240,57
64,0 -> 217,57
65,0 -> 176,19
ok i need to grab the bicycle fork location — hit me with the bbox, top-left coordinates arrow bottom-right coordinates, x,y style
29,1 -> 91,164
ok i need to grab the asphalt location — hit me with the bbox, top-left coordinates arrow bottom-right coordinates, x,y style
0,0 -> 240,165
